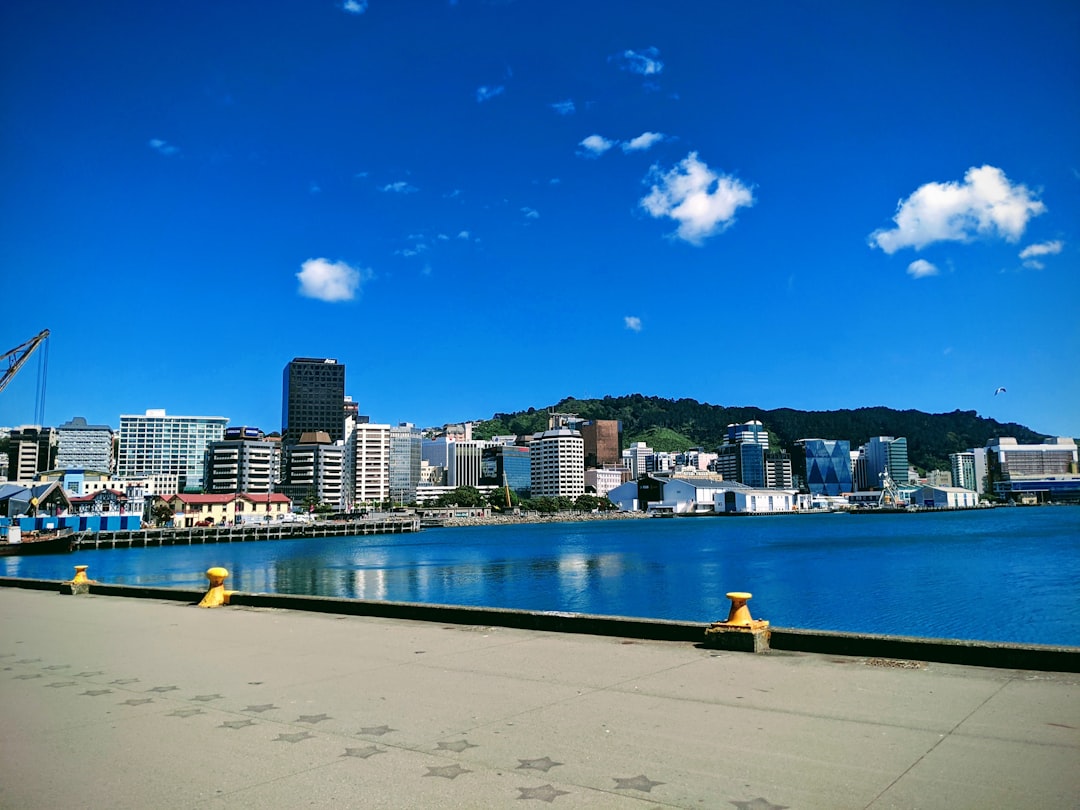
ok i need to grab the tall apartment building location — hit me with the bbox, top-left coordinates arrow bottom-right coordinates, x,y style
205,427 -> 276,494
579,419 -> 621,468
857,436 -> 909,490
116,410 -> 227,492
281,357 -> 345,445
530,428 -> 584,498
798,439 -> 853,496
623,441 -> 653,478
5,426 -> 57,482
283,431 -> 344,509
352,422 -> 391,506
389,423 -> 422,505
55,417 -> 114,472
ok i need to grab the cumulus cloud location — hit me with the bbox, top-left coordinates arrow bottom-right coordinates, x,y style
551,100 -> 575,115
296,258 -> 370,302
578,134 -> 615,158
622,132 -> 665,152
624,316 -> 642,332
1018,240 -> 1063,259
521,207 -> 539,219
611,46 -> 663,76
640,152 -> 755,245
869,165 -> 1046,254
906,259 -> 939,279
457,230 -> 470,240
381,181 -> 418,194
148,138 -> 179,157
476,85 -> 505,103
342,0 -> 367,12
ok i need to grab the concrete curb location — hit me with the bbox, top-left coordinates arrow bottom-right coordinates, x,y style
2,576 -> 1077,672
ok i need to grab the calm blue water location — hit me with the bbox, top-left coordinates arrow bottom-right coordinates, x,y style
5,507 -> 1079,646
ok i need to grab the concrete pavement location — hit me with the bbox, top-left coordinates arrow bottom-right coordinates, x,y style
1,586 -> 1077,809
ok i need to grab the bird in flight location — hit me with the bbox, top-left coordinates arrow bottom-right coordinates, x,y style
994,387 -> 1007,395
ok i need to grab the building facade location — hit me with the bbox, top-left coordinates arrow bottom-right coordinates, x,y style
579,419 -> 621,469
5,426 -> 57,482
55,417 -> 114,472
530,428 -> 585,498
858,436 -> 909,490
282,431 -> 345,509
353,422 -> 391,507
480,443 -> 531,497
281,357 -> 346,445
389,423 -> 423,505
116,410 -> 227,492
205,427 -> 276,494
985,437 -> 1080,502
800,439 -> 853,496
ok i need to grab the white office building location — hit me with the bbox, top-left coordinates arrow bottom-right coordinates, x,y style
116,410 -> 227,492
530,428 -> 584,498
56,417 -> 114,472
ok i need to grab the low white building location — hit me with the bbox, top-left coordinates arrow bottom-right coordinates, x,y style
912,485 -> 980,509
714,487 -> 796,514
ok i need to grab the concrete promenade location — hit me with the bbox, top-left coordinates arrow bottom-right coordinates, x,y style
1,587 -> 1077,809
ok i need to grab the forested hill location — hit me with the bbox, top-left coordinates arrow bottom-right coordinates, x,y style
473,394 -> 1052,473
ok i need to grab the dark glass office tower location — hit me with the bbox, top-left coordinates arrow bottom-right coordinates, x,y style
281,358 -> 346,445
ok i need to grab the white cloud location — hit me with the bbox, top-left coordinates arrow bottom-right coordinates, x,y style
640,152 -> 755,245
342,0 -> 367,13
578,134 -> 614,158
309,181 -> 321,194
296,258 -> 370,302
521,207 -> 539,219
622,131 -> 664,152
906,259 -> 939,279
870,165 -> 1046,254
148,138 -> 179,157
1018,240 -> 1063,259
457,230 -> 470,240
550,100 -> 575,115
624,316 -> 642,332
476,85 -> 505,103
381,181 -> 418,193
611,47 -> 663,76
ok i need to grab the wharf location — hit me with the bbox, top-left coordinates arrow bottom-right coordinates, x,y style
1,586 -> 1077,809
71,516 -> 419,551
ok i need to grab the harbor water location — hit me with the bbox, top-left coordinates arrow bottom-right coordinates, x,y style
4,507 -> 1079,646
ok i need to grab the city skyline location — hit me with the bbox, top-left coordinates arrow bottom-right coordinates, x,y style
1,2 -> 1077,438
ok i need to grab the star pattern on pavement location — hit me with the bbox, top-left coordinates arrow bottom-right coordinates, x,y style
437,739 -> 477,753
81,689 -> 112,697
14,673 -> 42,680
168,708 -> 204,718
516,784 -> 570,802
75,671 -> 104,677
517,757 -> 563,773
191,694 -> 223,702
44,664 -> 71,670
121,698 -> 154,706
424,764 -> 472,779
110,678 -> 139,685
731,799 -> 788,810
358,725 -> 395,736
45,681 -> 78,688
243,704 -> 278,713
220,719 -> 256,730
275,731 -> 314,743
296,713 -> 331,724
342,746 -> 385,759
147,685 -> 179,693
613,775 -> 664,792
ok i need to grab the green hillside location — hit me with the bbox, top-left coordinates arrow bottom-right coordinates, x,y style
473,394 -> 1051,473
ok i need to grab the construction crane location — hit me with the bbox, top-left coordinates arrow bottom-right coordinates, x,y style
0,329 -> 50,424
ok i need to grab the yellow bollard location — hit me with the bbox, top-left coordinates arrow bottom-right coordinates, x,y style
704,590 -> 770,652
198,567 -> 234,608
63,564 -> 96,595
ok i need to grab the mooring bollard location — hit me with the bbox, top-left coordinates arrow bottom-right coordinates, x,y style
62,564 -> 95,595
704,591 -> 771,653
198,567 -> 234,608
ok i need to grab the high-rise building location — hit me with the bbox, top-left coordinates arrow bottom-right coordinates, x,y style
530,428 -> 584,498
205,427 -> 276,494
6,426 -> 57,481
282,431 -> 344,509
56,417 -> 114,472
623,441 -> 653,478
116,410 -> 227,492
389,423 -> 423,505
725,421 -> 769,446
858,436 -> 909,490
579,419 -> 621,468
799,439 -> 853,496
281,358 -> 346,445
352,422 -> 391,507
480,444 -> 531,496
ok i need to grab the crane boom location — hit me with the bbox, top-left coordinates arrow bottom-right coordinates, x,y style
0,329 -> 50,395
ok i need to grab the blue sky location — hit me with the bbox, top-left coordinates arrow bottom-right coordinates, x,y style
2,1 -> 1077,439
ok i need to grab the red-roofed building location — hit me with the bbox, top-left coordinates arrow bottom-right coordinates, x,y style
154,492 -> 292,527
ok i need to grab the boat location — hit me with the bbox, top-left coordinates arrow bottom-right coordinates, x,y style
0,531 -> 75,556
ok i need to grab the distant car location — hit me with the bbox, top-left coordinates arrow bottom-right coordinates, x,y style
194,519 -> 213,527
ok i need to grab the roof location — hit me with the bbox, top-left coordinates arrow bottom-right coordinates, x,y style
162,493 -> 292,505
